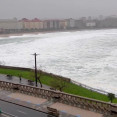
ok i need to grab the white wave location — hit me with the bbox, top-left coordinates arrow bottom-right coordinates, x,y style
0,29 -> 117,94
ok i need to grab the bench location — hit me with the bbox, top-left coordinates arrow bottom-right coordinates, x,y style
27,80 -> 34,86
47,107 -> 59,117
6,74 -> 12,77
6,74 -> 12,80
50,87 -> 56,91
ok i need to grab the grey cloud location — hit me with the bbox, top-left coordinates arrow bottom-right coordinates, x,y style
0,0 -> 117,19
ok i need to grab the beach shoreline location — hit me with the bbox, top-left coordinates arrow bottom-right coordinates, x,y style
0,32 -> 42,38
0,28 -> 115,38
0,30 -> 69,38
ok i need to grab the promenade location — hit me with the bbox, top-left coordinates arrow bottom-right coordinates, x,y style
0,74 -> 104,117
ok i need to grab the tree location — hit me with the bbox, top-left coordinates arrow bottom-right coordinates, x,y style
50,77 -> 67,92
37,69 -> 43,88
108,93 -> 115,103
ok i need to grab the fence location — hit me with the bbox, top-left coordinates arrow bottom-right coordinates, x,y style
71,80 -> 117,97
1,65 -> 116,96
0,80 -> 117,115
0,65 -> 71,82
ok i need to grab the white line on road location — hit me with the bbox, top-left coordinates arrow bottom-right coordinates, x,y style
17,110 -> 27,115
2,111 -> 18,117
2,113 -> 10,117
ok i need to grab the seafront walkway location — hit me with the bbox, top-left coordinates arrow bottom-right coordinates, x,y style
0,74 -> 115,117
0,74 -> 50,89
0,89 -> 103,117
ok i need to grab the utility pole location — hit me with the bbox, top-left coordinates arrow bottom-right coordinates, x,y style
32,53 -> 42,88
33,53 -> 38,87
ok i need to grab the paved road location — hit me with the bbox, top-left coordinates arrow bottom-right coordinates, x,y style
0,100 -> 52,117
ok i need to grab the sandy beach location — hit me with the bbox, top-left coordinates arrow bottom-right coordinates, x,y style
0,32 -> 41,38
0,29 -> 79,38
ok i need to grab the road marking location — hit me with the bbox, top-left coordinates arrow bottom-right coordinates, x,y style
2,111 -> 18,117
2,113 -> 10,117
17,110 -> 27,114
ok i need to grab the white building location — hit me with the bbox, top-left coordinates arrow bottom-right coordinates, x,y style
86,22 -> 96,27
66,18 -> 76,29
0,18 -> 22,30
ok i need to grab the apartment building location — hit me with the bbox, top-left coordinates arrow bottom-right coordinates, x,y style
30,18 -> 43,30
86,21 -> 96,28
66,18 -> 76,29
43,20 -> 48,30
75,19 -> 86,29
59,20 -> 67,29
1,16 -> 117,34
0,18 -> 22,31
20,18 -> 30,30
43,20 -> 60,30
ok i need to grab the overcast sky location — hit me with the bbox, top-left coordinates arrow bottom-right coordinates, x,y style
0,0 -> 117,19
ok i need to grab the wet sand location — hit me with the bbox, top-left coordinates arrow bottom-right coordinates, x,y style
0,32 -> 40,38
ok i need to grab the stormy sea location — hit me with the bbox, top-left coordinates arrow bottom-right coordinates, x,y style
0,29 -> 117,94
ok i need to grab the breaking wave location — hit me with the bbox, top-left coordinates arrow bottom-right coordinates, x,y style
0,29 -> 117,94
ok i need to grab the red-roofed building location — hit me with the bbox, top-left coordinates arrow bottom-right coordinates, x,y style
19,18 -> 44,30
21,18 -> 30,22
20,18 -> 30,30
30,18 -> 43,30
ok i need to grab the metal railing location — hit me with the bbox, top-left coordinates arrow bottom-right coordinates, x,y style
71,80 -> 117,97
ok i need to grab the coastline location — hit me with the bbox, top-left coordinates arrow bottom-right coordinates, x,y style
0,65 -> 117,103
0,28 -> 117,97
0,30 -> 68,38
0,65 -> 116,97
0,28 -> 115,38
0,32 -> 41,38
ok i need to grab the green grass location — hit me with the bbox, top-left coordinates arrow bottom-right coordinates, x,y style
0,68 -> 117,103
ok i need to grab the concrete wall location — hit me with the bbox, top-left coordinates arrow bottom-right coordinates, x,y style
0,80 -> 116,116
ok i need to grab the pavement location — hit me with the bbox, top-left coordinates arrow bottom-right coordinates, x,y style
0,74 -> 103,117
0,74 -> 50,89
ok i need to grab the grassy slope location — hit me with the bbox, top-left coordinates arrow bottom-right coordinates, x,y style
0,68 -> 117,103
